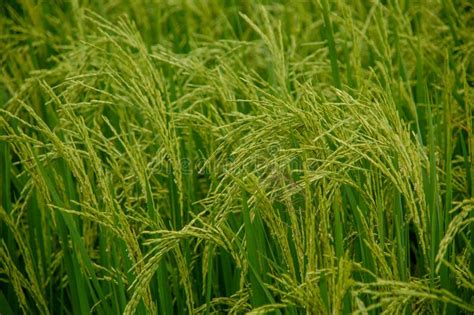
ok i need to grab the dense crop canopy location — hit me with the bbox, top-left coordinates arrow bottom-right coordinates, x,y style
1,1 -> 473,314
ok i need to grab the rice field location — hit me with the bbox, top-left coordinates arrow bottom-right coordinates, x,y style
1,0 -> 473,314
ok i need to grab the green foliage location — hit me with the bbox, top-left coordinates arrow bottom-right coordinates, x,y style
1,0 -> 473,314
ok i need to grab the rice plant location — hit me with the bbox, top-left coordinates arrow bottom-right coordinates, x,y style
1,0 -> 473,314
